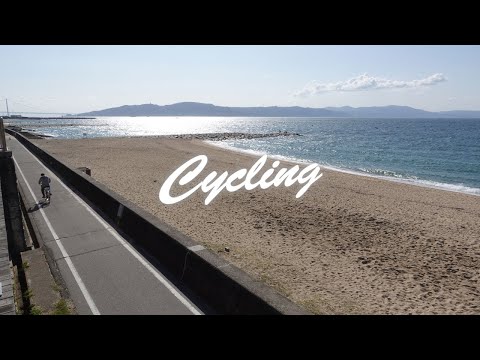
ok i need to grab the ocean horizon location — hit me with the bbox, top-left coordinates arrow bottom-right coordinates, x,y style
6,116 -> 480,196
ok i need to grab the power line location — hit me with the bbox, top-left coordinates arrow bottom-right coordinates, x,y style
2,111 -> 69,114
8,98 -> 53,113
1,97 -> 70,114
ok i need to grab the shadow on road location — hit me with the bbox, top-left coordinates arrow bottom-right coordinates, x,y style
28,200 -> 50,212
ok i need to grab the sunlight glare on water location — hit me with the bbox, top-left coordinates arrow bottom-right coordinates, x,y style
7,116 -> 480,195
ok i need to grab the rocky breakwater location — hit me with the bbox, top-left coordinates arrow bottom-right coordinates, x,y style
163,131 -> 301,141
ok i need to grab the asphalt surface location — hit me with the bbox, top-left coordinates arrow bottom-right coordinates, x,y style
7,136 -> 203,315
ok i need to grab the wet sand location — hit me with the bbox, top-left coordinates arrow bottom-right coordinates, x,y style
32,137 -> 480,314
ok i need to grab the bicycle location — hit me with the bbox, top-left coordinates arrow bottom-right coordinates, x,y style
44,186 -> 51,203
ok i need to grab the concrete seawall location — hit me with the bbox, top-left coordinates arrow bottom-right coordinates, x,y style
0,151 -> 26,265
6,129 -> 309,315
0,181 -> 16,315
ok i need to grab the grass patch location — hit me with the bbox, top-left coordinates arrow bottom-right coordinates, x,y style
30,305 -> 43,315
51,299 -> 71,315
24,289 -> 34,300
51,283 -> 62,293
23,261 -> 30,269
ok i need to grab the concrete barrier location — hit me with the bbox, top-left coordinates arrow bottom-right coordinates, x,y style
6,129 -> 309,315
0,150 -> 27,265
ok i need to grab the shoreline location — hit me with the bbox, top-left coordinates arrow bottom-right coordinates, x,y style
9,127 -> 480,197
203,139 -> 480,198
29,136 -> 480,314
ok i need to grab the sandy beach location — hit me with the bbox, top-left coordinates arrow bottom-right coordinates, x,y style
31,136 -> 480,314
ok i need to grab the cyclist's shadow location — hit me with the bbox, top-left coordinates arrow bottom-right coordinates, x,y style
28,199 -> 50,212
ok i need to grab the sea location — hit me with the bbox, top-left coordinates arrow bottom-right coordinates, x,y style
6,116 -> 480,196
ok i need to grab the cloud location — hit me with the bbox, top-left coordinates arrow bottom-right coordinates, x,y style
295,73 -> 446,97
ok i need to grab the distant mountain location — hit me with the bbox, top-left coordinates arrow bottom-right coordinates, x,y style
438,110 -> 480,118
325,105 -> 439,118
78,102 -> 344,117
78,102 -> 480,118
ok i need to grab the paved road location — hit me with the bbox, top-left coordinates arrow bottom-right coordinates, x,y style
7,136 -> 203,315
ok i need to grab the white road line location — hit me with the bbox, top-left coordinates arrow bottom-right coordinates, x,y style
12,157 -> 101,315
13,139 -> 202,315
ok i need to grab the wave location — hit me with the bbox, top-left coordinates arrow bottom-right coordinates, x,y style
205,140 -> 480,197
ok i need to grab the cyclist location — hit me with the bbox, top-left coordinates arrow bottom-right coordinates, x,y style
38,173 -> 51,199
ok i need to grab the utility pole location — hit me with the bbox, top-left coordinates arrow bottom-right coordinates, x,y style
5,99 -> 9,117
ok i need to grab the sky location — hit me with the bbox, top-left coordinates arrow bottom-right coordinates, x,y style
0,45 -> 479,114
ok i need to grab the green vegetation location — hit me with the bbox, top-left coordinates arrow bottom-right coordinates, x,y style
51,299 -> 71,315
24,288 -> 34,300
51,283 -> 62,293
30,305 -> 43,315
